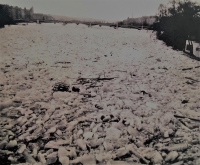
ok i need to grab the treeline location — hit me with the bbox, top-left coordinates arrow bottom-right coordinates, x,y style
118,16 -> 157,28
0,4 -> 13,28
124,16 -> 157,26
153,0 -> 200,52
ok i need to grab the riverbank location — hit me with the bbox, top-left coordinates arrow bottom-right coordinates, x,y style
0,23 -> 200,165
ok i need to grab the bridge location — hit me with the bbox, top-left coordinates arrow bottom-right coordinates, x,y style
13,19 -> 151,30
61,21 -> 151,30
62,21 -> 119,28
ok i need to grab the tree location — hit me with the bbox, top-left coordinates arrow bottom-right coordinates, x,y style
158,4 -> 168,17
155,0 -> 200,52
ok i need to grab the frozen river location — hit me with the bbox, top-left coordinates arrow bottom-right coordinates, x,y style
0,23 -> 200,165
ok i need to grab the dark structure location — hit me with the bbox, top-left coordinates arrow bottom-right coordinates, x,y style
0,4 -> 55,27
0,4 -> 34,28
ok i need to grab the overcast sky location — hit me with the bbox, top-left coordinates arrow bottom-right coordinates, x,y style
0,0 -> 199,21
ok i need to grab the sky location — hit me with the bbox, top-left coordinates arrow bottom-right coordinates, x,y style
0,0 -> 199,21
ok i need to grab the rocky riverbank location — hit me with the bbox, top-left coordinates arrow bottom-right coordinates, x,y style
0,23 -> 200,165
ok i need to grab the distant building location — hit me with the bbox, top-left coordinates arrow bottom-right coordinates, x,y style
2,4 -> 53,22
6,6 -> 34,20
33,13 -> 45,20
21,8 -> 25,19
23,7 -> 33,20
30,7 -> 34,18
33,13 -> 54,21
